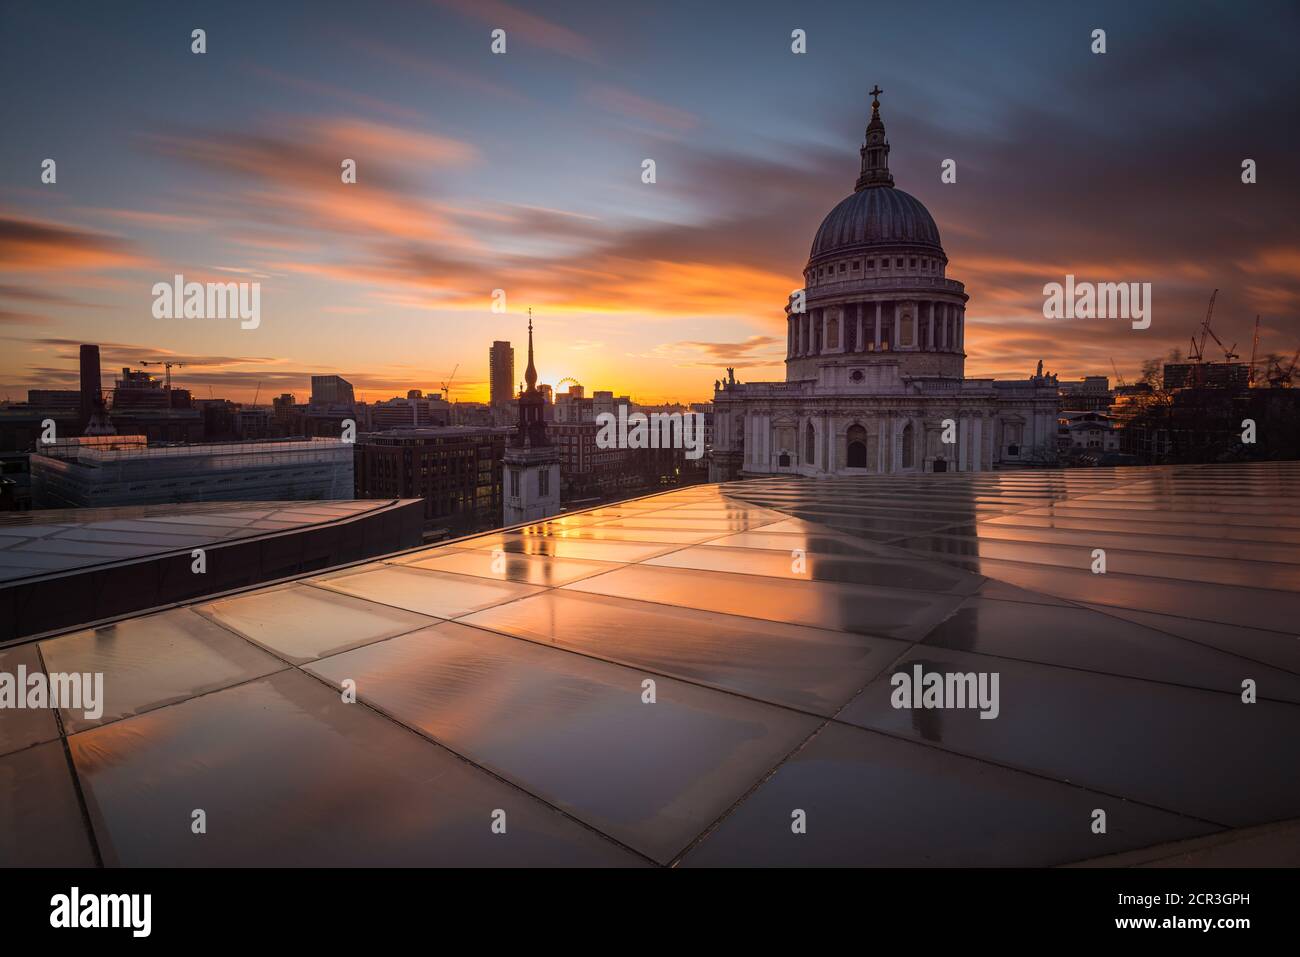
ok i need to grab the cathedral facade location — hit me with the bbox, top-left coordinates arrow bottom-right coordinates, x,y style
709,92 -> 1060,481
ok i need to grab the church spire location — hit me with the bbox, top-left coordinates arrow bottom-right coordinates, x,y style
524,307 -> 538,392
855,85 -> 894,191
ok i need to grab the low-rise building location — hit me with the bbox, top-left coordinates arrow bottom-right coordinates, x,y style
1058,411 -> 1121,452
354,426 -> 511,533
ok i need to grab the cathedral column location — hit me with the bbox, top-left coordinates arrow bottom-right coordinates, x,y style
856,304 -> 864,353
957,308 -> 964,352
928,302 -> 935,350
823,411 -> 832,472
913,308 -> 920,350
820,310 -> 827,355
787,316 -> 794,358
874,301 -> 882,349
893,303 -> 901,348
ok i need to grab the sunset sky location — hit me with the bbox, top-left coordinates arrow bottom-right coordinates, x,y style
2,0 -> 1298,404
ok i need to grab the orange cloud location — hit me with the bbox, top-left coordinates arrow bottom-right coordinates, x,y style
0,214 -> 149,273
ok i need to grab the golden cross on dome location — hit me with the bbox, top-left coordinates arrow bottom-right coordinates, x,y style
869,84 -> 883,106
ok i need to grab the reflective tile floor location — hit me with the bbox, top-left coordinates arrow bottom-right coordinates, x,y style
2,462 -> 1298,866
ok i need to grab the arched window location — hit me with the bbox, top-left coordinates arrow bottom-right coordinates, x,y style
902,422 -> 915,469
846,424 -> 867,468
805,422 -> 816,465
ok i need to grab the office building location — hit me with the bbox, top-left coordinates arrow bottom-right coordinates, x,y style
489,340 -> 514,406
355,426 -> 511,533
311,374 -> 356,407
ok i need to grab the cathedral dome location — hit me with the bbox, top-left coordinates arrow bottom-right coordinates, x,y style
810,187 -> 942,259
808,88 -> 943,262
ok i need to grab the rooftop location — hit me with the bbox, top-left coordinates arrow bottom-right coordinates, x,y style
0,500 -> 393,586
0,499 -> 425,642
2,461 -> 1298,866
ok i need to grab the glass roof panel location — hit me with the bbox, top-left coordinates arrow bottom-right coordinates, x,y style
40,608 -> 286,733
69,670 -> 639,866
306,621 -> 819,863
197,584 -> 435,665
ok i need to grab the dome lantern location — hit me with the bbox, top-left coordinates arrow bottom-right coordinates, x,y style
855,85 -> 894,191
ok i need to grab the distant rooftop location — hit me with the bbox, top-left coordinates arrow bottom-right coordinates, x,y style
2,462 -> 1298,866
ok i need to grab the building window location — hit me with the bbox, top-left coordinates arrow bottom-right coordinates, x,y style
509,469 -> 519,497
910,258 -> 917,268
867,259 -> 874,268
805,422 -> 816,465
538,468 -> 550,497
852,261 -> 859,270
881,259 -> 889,268
896,257 -> 904,268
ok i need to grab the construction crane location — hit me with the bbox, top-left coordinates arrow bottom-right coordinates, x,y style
1248,315 -> 1261,386
140,359 -> 184,390
252,381 -> 262,406
1268,349 -> 1300,388
1205,321 -> 1238,362
1109,358 -> 1126,388
440,364 -> 459,401
1188,289 -> 1218,363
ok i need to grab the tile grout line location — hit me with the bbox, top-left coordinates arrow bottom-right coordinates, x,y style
34,639 -> 105,869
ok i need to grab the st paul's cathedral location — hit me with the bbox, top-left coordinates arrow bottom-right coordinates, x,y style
709,90 -> 1060,480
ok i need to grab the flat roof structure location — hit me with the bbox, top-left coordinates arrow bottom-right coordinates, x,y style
0,499 -> 425,642
30,436 -> 355,508
2,461 -> 1297,866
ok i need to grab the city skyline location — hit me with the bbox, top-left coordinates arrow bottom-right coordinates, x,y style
3,0 -> 1299,405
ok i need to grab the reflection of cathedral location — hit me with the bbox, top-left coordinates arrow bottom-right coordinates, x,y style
710,90 -> 1059,480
